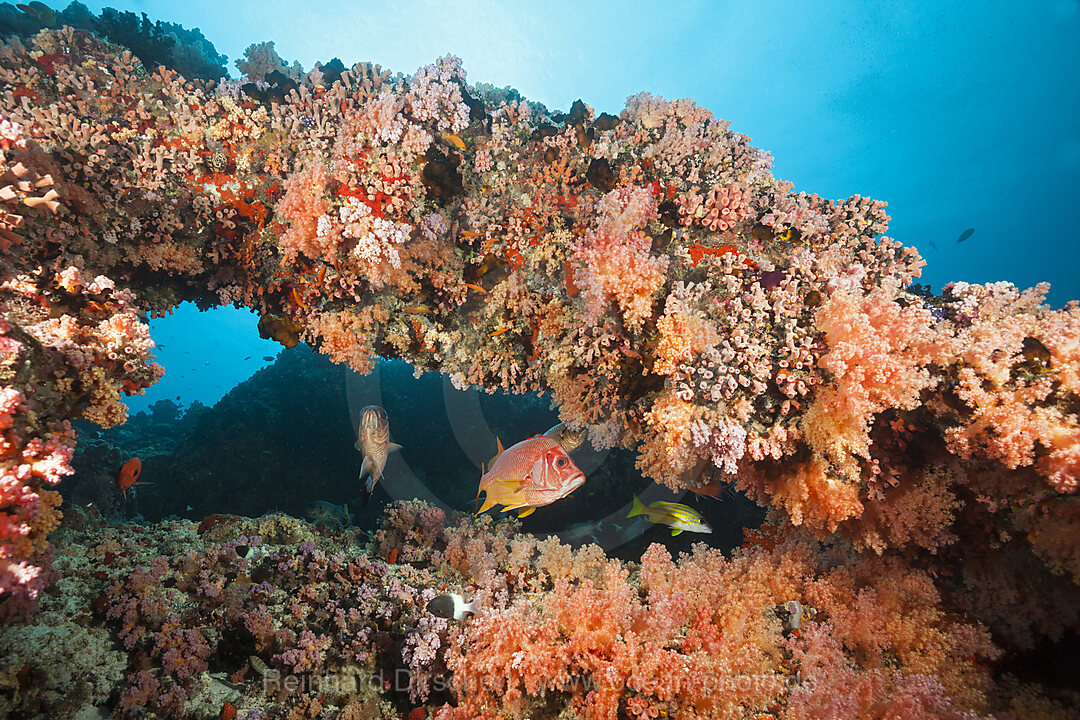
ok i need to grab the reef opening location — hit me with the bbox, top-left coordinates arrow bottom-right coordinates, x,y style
0,8 -> 1078,720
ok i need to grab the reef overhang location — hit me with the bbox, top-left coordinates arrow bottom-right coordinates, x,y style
0,21 -> 1077,703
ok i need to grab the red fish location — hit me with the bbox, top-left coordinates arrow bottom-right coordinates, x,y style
689,477 -> 738,501
476,436 -> 585,518
116,457 -> 151,500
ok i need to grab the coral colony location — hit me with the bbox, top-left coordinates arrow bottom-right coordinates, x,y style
0,11 -> 1079,720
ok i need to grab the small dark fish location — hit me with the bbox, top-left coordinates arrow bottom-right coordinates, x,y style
956,228 -> 975,243
263,356 -> 274,361
304,500 -> 352,529
244,355 -> 251,360
928,240 -> 939,251
1021,336 -> 1051,369
427,593 -> 476,621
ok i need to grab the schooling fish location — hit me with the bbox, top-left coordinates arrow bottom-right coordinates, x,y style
628,495 -> 712,536
426,592 -> 476,621
476,436 -> 585,518
116,457 -> 152,500
356,405 -> 401,505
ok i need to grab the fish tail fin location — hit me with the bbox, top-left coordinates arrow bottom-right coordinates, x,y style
627,495 -> 647,518
360,465 -> 375,507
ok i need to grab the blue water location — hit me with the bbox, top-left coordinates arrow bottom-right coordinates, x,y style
126,304 -> 280,413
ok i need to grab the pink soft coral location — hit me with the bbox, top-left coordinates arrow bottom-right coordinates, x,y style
572,187 -> 667,331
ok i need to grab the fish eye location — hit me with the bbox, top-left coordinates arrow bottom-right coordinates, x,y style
556,457 -> 566,466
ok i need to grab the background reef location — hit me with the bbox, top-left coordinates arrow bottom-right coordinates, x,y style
0,4 -> 1078,719
68,348 -> 761,558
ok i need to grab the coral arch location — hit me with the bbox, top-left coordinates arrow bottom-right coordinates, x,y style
0,23 -> 1078,678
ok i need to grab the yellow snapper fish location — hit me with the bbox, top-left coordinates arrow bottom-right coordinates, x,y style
628,495 -> 713,536
477,435 -> 585,518
356,405 -> 402,505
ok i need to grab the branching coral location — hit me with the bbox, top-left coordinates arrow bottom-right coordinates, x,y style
0,21 -> 1076,711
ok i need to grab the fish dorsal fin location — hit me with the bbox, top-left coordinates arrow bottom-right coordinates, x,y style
496,437 -> 504,458
388,443 -> 403,453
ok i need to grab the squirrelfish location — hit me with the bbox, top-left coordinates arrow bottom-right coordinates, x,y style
628,495 -> 713,536
116,457 -> 151,500
476,436 -> 585,518
689,477 -> 738,501
356,405 -> 401,505
426,592 -> 476,621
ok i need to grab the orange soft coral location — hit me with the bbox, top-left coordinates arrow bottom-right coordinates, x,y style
802,282 -> 947,483
274,159 -> 334,263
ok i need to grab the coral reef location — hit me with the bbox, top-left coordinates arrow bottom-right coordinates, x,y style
0,8 -> 1077,718
0,500 -> 1073,719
